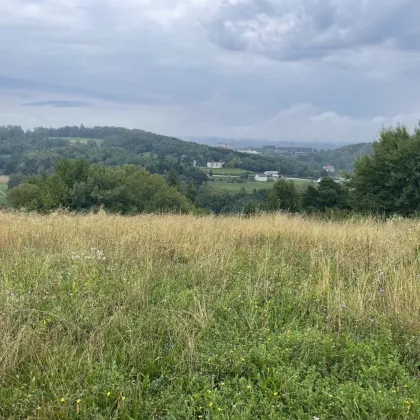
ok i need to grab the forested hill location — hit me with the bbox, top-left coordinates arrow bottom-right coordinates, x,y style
314,143 -> 373,171
1,125 -> 336,179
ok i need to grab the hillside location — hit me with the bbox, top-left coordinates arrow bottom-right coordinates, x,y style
0,125 -> 355,180
1,212 -> 419,418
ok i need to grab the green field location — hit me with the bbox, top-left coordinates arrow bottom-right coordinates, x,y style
211,181 -> 274,193
211,178 -> 314,193
1,212 -> 419,418
200,167 -> 254,176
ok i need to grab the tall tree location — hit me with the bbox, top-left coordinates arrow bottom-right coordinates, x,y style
265,179 -> 300,212
351,124 -> 420,214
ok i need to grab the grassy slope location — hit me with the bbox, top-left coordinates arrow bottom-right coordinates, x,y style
0,178 -> 8,204
211,181 -> 274,193
1,213 -> 419,418
200,167 -> 255,175
211,178 -> 313,193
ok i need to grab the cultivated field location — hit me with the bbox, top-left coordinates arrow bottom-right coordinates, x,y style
1,212 -> 419,418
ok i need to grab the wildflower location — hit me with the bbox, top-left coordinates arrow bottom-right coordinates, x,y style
121,396 -> 126,401
76,399 -> 81,404
220,382 -> 225,386
247,385 -> 251,389
60,398 -> 65,402
209,402 -> 213,407
107,391 -> 111,397
341,303 -> 346,309
273,392 -> 278,396
198,416 -> 203,419
313,417 -> 320,420
217,408 -> 222,412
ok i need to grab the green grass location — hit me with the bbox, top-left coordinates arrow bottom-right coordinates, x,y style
0,180 -> 8,204
211,180 -> 274,193
211,178 -> 314,193
1,213 -> 419,418
200,167 -> 255,175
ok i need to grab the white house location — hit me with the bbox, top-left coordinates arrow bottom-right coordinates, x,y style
323,165 -> 335,173
255,174 -> 268,182
207,161 -> 224,169
264,171 -> 279,177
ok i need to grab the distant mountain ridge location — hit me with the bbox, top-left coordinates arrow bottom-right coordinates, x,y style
181,136 -> 351,150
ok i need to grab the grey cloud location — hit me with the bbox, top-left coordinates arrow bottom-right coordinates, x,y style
0,0 -> 419,144
22,100 -> 93,108
205,0 -> 420,60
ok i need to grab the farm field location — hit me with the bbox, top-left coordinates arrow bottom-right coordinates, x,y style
1,212 -> 419,418
211,180 -> 274,193
199,167 -> 255,176
211,178 -> 314,193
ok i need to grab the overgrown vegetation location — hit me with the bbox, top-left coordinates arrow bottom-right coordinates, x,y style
7,160 -> 191,214
1,212 -> 419,418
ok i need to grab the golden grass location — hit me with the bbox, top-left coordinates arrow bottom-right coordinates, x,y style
1,211 -> 419,331
1,211 -> 420,417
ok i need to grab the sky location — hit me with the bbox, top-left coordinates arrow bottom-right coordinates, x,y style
1,0 -> 420,144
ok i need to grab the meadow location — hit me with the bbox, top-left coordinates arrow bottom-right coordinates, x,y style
0,175 -> 9,204
1,212 -> 419,418
211,178 -> 313,193
199,168 -> 253,176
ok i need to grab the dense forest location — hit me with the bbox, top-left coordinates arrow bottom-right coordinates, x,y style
0,125 -> 330,180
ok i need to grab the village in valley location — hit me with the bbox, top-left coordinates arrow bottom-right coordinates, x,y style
202,142 -> 344,193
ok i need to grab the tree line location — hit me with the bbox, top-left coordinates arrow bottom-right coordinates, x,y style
4,124 -> 420,216
0,125 -> 329,180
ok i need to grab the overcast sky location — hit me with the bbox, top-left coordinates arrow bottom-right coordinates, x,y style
1,0 -> 420,144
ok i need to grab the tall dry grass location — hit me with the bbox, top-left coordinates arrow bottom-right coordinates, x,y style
0,211 -> 419,418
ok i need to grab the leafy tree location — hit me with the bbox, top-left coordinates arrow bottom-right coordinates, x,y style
7,183 -> 41,211
8,159 -> 191,214
317,177 -> 348,210
265,179 -> 300,212
302,184 -> 320,211
185,182 -> 197,203
167,170 -> 181,191
55,158 -> 89,188
7,173 -> 26,189
351,124 -> 420,214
